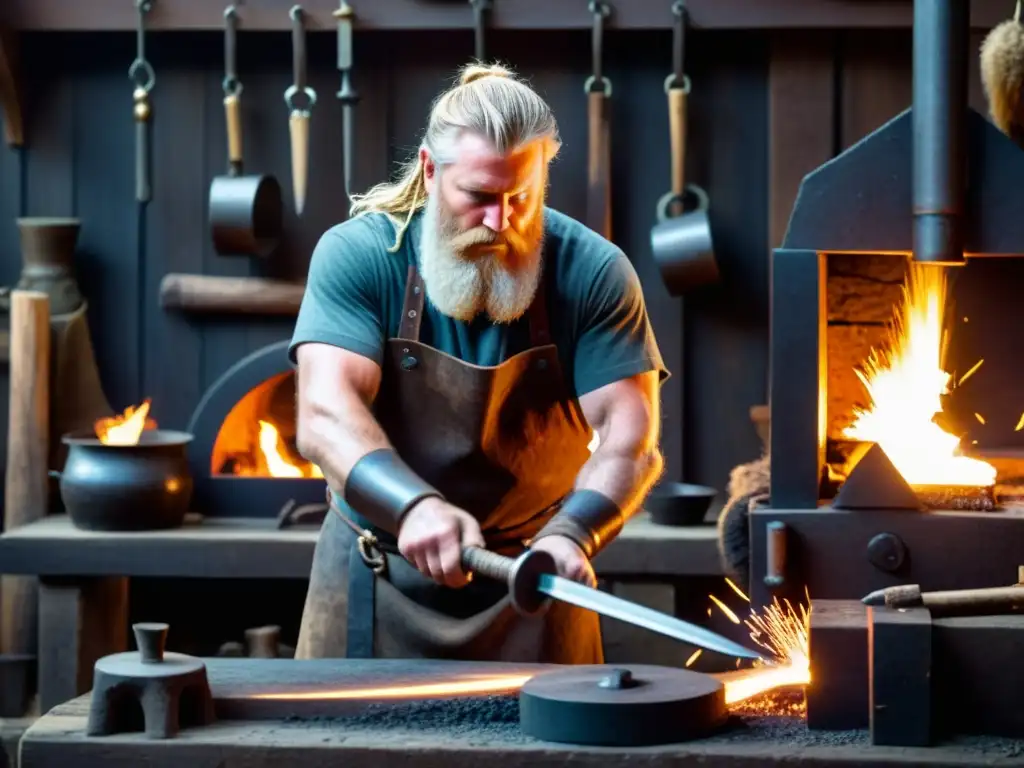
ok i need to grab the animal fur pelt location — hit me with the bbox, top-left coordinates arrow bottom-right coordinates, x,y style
716,453 -> 770,593
981,4 -> 1024,146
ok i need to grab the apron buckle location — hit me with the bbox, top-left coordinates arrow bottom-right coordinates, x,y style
357,530 -> 388,576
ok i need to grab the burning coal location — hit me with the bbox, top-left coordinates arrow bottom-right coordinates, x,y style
842,263 -> 996,488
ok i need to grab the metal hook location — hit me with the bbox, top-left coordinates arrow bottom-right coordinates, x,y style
225,4 -> 237,19
290,4 -> 303,21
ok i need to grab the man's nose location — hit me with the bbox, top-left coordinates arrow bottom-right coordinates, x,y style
482,198 -> 511,232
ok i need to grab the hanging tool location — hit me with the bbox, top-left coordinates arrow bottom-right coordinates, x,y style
469,0 -> 491,61
129,0 -> 155,204
462,546 -> 764,660
285,5 -> 316,217
649,0 -> 718,295
584,1 -> 613,242
334,1 -> 359,208
980,0 -> 1024,147
208,5 -> 284,257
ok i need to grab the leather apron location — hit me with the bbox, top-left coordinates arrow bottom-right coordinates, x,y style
295,265 -> 604,664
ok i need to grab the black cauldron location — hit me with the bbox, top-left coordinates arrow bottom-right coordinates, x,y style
53,429 -> 194,531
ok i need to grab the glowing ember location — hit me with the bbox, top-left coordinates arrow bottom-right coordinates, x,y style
842,264 -> 996,488
707,579 -> 811,710
250,674 -> 533,701
94,400 -> 157,446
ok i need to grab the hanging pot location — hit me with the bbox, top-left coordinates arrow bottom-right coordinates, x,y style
208,7 -> 283,258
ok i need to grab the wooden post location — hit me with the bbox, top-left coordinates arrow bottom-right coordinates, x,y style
1,290 -> 51,657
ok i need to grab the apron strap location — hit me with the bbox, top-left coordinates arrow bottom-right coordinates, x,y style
399,265 -> 426,340
527,271 -> 552,347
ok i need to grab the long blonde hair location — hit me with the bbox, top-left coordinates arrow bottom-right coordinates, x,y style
348,61 -> 561,251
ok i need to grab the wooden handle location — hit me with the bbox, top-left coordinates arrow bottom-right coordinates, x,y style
289,109 -> 310,216
586,90 -> 612,241
922,586 -> 1024,616
668,87 -> 688,197
1,290 -> 50,656
224,92 -> 243,167
159,273 -> 306,316
461,546 -> 514,583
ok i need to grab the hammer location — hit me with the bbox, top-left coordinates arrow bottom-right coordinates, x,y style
862,580 -> 1024,618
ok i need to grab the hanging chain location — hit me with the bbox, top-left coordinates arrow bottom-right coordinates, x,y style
665,0 -> 691,94
223,5 -> 242,98
128,0 -> 155,94
584,1 -> 611,96
285,5 -> 317,113
130,0 -> 154,203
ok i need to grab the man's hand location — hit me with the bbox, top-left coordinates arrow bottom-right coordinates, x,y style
398,497 -> 485,588
530,535 -> 597,587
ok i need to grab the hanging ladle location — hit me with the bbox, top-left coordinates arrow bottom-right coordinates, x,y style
208,5 -> 284,258
650,1 -> 719,295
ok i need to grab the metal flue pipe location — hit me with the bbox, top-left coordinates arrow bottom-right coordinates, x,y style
912,0 -> 970,266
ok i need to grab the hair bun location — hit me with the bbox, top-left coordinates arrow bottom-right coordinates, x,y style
459,62 -> 515,86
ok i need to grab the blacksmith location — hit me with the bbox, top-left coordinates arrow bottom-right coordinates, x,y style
289,62 -> 668,663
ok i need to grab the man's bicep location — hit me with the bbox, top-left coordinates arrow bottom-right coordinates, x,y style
289,224 -> 386,366
572,253 -> 669,398
296,343 -> 382,410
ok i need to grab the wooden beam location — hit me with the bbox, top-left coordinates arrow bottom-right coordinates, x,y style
0,27 -> 23,147
0,0 -> 1018,32
768,31 -> 836,251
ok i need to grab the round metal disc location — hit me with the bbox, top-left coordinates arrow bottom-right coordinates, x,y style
95,651 -> 206,680
519,664 -> 728,746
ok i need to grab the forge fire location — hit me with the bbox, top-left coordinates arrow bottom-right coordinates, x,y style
841,264 -> 997,492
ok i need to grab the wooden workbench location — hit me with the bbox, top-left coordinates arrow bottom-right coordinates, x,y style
20,689 -> 1024,768
0,513 -> 723,714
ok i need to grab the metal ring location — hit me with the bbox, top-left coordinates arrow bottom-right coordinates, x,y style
588,0 -> 611,17
284,85 -> 317,112
671,0 -> 686,16
224,4 -> 237,19
664,72 -> 691,95
128,58 -> 156,92
290,4 -> 303,21
656,184 -> 709,223
222,75 -> 243,97
583,74 -> 612,97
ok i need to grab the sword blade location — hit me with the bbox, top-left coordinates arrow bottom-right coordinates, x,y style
537,573 -> 764,661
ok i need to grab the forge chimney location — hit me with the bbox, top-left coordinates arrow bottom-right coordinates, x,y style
913,0 -> 970,266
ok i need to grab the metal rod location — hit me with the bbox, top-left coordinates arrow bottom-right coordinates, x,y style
912,0 -> 969,266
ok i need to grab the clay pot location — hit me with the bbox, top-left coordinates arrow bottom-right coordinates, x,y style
15,217 -> 84,316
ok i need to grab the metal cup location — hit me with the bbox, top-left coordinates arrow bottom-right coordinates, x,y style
209,172 -> 284,259
650,184 -> 719,296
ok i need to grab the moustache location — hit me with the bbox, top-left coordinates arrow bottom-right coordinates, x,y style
450,227 -> 530,256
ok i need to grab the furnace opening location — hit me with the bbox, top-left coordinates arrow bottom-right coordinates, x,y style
210,371 -> 322,479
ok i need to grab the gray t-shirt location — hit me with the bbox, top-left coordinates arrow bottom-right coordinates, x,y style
288,207 -> 668,399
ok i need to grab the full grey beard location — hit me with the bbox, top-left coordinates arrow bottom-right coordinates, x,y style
418,193 -> 542,325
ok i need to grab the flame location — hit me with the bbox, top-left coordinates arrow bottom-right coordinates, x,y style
842,264 -> 996,487
94,400 -> 158,446
707,581 -> 811,710
250,674 -> 533,701
257,420 -> 323,478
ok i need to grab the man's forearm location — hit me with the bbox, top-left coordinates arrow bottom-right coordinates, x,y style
534,442 -> 663,556
297,392 -> 442,534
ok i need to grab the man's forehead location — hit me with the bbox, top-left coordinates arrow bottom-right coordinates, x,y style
450,133 -> 544,187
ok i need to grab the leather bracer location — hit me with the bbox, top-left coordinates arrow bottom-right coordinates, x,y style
532,489 -> 624,558
343,448 -> 444,533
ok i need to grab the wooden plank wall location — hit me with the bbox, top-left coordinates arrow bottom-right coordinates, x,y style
0,27 -> 771,512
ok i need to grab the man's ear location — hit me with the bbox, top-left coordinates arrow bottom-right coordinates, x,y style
420,147 -> 437,194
